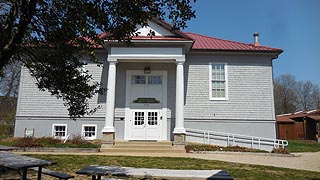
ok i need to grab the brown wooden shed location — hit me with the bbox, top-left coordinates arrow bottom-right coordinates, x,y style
276,109 -> 320,141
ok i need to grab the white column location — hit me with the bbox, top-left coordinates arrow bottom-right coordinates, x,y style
102,59 -> 117,133
173,59 -> 186,134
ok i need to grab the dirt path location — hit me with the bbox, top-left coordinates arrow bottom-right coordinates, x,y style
188,151 -> 320,172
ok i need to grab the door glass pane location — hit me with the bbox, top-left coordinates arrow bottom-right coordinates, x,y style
148,112 -> 158,125
148,75 -> 162,84
132,75 -> 146,84
134,112 -> 144,125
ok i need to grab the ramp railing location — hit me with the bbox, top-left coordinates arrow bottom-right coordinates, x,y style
185,128 -> 288,150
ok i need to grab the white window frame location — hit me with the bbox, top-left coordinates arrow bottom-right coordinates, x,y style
52,124 -> 68,139
209,62 -> 228,100
81,124 -> 97,140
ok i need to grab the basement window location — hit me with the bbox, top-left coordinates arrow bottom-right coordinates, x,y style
52,124 -> 67,139
82,124 -> 97,140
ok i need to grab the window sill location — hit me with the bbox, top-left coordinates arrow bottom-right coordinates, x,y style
84,137 -> 97,140
209,97 -> 228,101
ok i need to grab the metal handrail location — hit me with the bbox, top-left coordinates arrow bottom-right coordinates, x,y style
185,128 -> 288,149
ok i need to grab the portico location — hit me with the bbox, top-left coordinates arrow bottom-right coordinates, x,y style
101,47 -> 188,145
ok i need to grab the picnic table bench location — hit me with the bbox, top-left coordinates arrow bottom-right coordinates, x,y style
30,167 -> 74,180
0,151 -> 73,180
0,145 -> 17,151
76,165 -> 233,180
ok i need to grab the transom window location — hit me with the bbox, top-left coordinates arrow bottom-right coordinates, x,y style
132,75 -> 162,85
82,124 -> 97,140
132,75 -> 146,84
52,124 -> 67,138
210,63 -> 228,100
148,75 -> 162,84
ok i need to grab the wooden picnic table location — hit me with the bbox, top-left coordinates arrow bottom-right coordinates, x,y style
76,165 -> 233,180
0,151 -> 56,180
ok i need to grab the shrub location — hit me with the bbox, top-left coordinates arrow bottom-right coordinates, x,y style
67,134 -> 87,145
37,137 -> 62,146
0,136 -> 100,148
223,146 -> 266,152
185,144 -> 220,152
185,143 -> 268,153
271,147 -> 290,154
14,137 -> 43,147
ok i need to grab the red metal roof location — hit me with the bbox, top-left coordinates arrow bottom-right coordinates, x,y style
184,32 -> 282,52
101,32 -> 283,53
99,18 -> 283,53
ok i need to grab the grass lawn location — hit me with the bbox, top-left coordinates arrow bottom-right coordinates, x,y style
0,154 -> 318,180
287,140 -> 320,152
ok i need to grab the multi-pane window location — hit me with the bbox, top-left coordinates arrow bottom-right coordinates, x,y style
148,75 -> 162,84
52,124 -> 67,138
132,75 -> 146,84
148,112 -> 158,125
82,125 -> 97,140
210,63 -> 227,99
134,112 -> 145,125
132,75 -> 162,85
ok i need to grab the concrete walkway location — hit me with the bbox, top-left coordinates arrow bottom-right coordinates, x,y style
188,151 -> 320,172
17,151 -> 320,172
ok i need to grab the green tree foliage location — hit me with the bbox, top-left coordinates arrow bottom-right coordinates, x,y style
0,0 -> 196,119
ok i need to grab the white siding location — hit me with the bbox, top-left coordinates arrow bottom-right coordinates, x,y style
17,53 -> 275,121
16,59 -> 176,119
16,52 -> 107,117
184,54 -> 275,121
15,51 -> 277,140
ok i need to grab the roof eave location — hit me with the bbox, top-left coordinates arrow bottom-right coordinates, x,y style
188,49 -> 283,57
103,39 -> 194,52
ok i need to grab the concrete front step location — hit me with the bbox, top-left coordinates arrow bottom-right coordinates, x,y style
100,147 -> 186,153
115,141 -> 173,145
100,141 -> 186,154
100,148 -> 186,153
108,145 -> 179,149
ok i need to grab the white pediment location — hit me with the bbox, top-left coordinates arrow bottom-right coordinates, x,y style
135,21 -> 176,36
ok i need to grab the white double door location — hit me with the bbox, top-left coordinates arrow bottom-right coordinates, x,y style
125,70 -> 167,141
131,110 -> 161,140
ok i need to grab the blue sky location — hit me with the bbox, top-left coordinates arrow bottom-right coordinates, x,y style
185,0 -> 320,87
